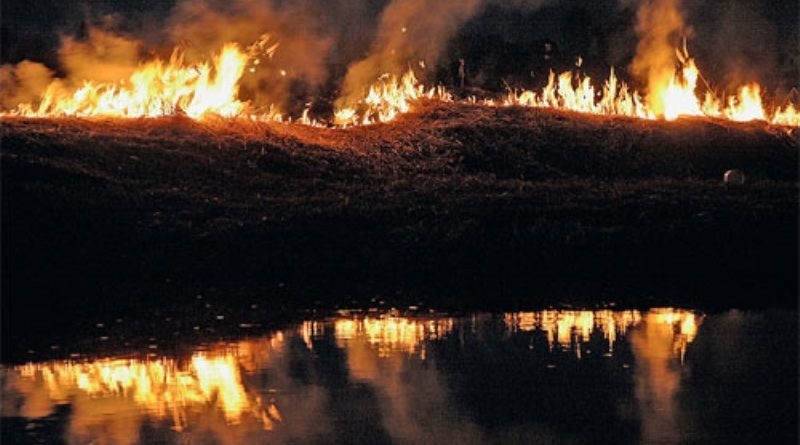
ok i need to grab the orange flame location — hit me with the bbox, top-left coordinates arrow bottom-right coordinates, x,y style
2,38 -> 797,128
500,42 -> 795,127
334,70 -> 450,126
772,103 -> 800,127
13,43 -> 251,120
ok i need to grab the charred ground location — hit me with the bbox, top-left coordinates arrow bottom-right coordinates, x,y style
1,103 -> 797,361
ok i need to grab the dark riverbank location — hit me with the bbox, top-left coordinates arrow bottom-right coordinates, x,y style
2,104 -> 797,361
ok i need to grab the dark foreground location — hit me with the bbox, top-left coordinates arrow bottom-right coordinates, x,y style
1,104 -> 798,361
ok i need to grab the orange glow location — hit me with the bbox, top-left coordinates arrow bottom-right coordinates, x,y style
2,36 -> 797,127
660,55 -> 704,121
4,308 -> 706,445
504,308 -> 698,358
772,103 -> 800,127
334,70 -> 451,126
332,313 -> 454,358
504,69 -> 648,119
191,354 -> 249,423
12,44 -> 256,120
651,308 -> 699,363
9,348 -> 283,434
501,44 -> 793,127
724,84 -> 767,122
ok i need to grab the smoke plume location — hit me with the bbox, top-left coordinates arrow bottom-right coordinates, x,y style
0,23 -> 143,112
0,61 -> 54,111
336,0 -> 483,108
686,0 -> 793,93
629,0 -> 686,116
168,0 -> 335,114
58,27 -> 142,84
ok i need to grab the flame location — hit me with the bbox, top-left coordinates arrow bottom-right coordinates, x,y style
772,103 -> 800,127
334,70 -> 451,126
724,84 -> 767,122
660,53 -> 704,121
501,44 -> 793,127
12,43 -> 251,120
1,36 -> 797,128
505,69 -> 647,119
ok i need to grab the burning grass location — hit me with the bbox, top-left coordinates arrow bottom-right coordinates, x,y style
1,102 -> 798,360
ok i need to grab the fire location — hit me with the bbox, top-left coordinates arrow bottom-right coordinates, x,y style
660,52 -> 705,121
505,68 -> 648,119
772,104 -> 800,127
334,70 -> 450,126
12,43 -> 251,120
1,33 -> 797,127
502,44 -> 794,127
724,84 -> 767,122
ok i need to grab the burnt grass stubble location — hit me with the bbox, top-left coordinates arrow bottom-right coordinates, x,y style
1,103 -> 797,361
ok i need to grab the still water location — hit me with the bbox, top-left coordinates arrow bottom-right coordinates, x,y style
2,308 -> 796,444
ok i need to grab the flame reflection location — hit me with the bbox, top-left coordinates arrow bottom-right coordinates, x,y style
3,308 -> 703,444
6,337 -> 286,437
330,314 -> 454,357
630,309 -> 702,444
505,308 -> 699,360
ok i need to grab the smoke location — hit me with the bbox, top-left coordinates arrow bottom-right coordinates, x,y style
58,27 -> 142,84
167,0 -> 334,114
336,0 -> 483,107
0,22 -> 143,112
0,61 -> 54,111
628,0 -> 686,116
487,0 -> 552,12
0,1 -> 339,114
686,0 -> 793,93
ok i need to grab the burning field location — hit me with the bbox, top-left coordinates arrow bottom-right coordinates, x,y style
1,0 -> 799,358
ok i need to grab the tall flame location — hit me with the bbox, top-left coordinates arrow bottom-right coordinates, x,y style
500,43 -> 796,126
13,44 -> 249,120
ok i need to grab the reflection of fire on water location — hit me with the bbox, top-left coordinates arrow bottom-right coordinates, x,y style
8,340 -> 285,435
302,313 -> 455,359
3,308 -> 700,444
650,308 -> 698,364
504,308 -> 700,361
630,309 -> 702,444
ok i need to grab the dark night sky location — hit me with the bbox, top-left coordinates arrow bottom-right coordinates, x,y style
1,0 -> 797,90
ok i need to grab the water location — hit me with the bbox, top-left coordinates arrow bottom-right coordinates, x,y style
1,308 -> 796,444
